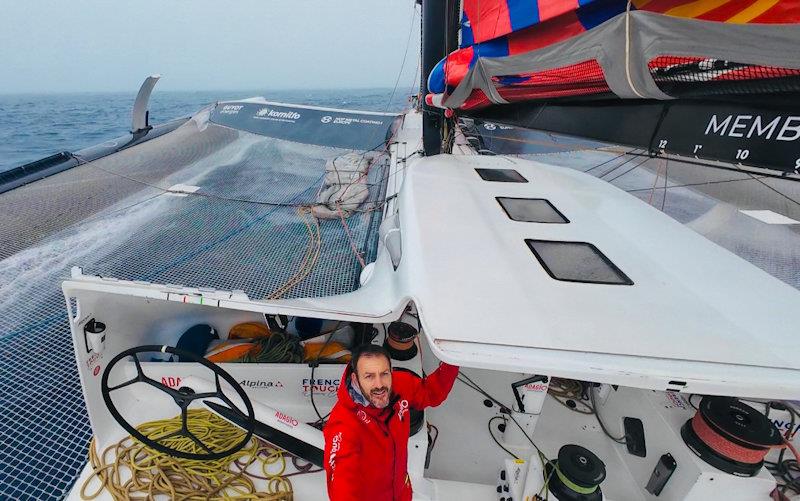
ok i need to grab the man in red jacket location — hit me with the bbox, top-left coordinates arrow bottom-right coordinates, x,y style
323,344 -> 459,501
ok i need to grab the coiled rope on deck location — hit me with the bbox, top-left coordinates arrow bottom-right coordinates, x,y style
81,409 -> 293,501
265,206 -> 322,300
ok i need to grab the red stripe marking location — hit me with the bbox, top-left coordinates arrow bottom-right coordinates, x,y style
751,0 -> 800,22
696,0 -> 760,21
638,0 -> 696,13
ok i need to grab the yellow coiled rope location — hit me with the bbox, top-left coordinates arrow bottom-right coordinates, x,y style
81,409 -> 293,501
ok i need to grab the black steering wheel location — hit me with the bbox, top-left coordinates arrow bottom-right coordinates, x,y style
101,345 -> 255,460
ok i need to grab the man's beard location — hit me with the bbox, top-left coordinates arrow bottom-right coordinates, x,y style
359,381 -> 391,409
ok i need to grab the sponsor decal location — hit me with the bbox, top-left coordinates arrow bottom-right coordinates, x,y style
397,399 -> 409,422
85,352 -> 102,371
93,365 -> 101,377
329,431 -> 342,472
275,410 -> 299,428
481,122 -> 512,131
220,105 -> 244,115
704,114 -> 800,141
357,409 -> 371,424
302,378 -> 340,396
524,383 -> 548,392
239,379 -> 283,389
320,115 -> 384,126
663,392 -> 689,410
161,377 -> 283,389
253,107 -> 301,123
772,419 -> 800,439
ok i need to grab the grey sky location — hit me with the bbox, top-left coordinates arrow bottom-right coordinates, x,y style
0,0 -> 421,93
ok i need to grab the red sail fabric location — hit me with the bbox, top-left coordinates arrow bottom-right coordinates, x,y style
463,0 -> 800,45
427,0 -> 800,110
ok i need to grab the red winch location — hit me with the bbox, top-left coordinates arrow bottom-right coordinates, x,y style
681,396 -> 786,477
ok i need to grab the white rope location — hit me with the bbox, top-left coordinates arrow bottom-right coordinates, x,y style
624,0 -> 647,98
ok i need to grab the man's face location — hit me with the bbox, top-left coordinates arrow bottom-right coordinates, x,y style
351,354 -> 392,409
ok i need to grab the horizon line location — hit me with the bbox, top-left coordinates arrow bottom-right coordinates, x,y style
0,85 -> 415,97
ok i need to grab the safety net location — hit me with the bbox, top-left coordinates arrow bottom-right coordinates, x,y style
0,101 -> 398,500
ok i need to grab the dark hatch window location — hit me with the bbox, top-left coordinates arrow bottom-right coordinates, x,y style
497,197 -> 569,223
526,239 -> 633,285
475,168 -> 528,182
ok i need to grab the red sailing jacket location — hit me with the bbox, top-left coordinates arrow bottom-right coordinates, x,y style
323,362 -> 459,501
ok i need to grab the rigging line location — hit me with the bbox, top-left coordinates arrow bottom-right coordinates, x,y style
140,172 -> 325,282
458,375 -> 503,408
625,174 -> 770,192
326,163 -> 386,209
87,138 -> 391,209
409,52 -> 422,101
583,149 -> 637,173
386,3 -> 419,113
89,162 -> 313,208
31,190 -> 167,236
474,133 -> 604,152
739,166 -> 800,208
590,385 -> 627,444
337,202 -> 366,269
605,156 -> 651,182
599,153 -> 648,180
346,152 -> 418,205
623,150 -> 800,182
648,155 -> 665,205
488,416 -> 520,460
661,156 -> 669,211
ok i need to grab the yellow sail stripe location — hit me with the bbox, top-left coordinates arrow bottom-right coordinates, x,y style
665,0 -> 730,18
726,0 -> 780,23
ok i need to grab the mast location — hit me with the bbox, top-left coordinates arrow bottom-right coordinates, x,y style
420,0 -> 458,156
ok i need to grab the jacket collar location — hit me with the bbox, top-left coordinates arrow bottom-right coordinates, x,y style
347,376 -> 370,407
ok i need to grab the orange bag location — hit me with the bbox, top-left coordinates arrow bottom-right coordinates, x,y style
206,340 -> 258,362
228,322 -> 271,340
303,342 -> 352,363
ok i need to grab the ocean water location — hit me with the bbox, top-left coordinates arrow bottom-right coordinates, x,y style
0,88 -> 412,173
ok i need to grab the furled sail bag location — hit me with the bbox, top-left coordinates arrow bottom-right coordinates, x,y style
311,152 -> 380,219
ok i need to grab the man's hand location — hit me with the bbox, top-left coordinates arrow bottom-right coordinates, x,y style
398,363 -> 459,410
